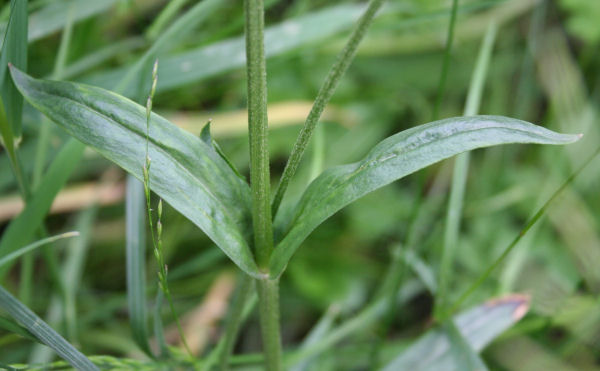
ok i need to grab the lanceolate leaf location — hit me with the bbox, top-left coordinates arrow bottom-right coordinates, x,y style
10,67 -> 260,278
271,116 -> 580,277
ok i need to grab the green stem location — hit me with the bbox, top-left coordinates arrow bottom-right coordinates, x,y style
271,0 -> 385,217
256,278 -> 282,371
432,0 -> 459,120
245,0 -> 273,270
245,0 -> 280,369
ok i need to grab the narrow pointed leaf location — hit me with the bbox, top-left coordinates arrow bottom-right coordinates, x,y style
0,139 -> 84,280
271,116 -> 580,276
0,0 -> 118,48
125,177 -> 153,356
0,285 -> 99,371
82,3 -> 368,95
381,295 -> 530,371
10,67 -> 260,278
0,0 -> 28,140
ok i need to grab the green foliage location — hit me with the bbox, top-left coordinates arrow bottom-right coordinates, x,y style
0,1 -> 596,370
559,0 -> 600,43
0,139 -> 84,279
0,286 -> 98,370
382,296 -> 529,371
10,67 -> 259,277
0,0 -> 27,141
271,116 -> 579,277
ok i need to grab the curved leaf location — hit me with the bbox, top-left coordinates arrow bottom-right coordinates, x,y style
10,67 -> 261,278
271,116 -> 580,277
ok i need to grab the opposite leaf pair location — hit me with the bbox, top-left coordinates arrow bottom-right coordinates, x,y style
9,66 -> 580,279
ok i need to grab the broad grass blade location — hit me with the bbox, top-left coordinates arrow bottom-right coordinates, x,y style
0,0 -> 118,47
126,176 -> 153,356
0,285 -> 99,370
82,3 -> 368,95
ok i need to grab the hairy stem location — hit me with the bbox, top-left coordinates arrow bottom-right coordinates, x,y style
245,0 -> 281,369
245,0 -> 273,270
257,278 -> 282,371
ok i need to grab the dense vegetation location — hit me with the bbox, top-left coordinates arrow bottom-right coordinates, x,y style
0,0 -> 598,370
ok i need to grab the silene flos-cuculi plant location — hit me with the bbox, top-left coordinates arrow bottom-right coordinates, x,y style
0,0 -> 585,370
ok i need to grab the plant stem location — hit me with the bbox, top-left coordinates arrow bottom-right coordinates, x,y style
245,0 -> 281,369
256,278 -> 282,371
271,0 -> 385,217
432,0 -> 459,120
245,0 -> 273,270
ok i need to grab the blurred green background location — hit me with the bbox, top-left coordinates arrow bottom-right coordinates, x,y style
0,0 -> 599,369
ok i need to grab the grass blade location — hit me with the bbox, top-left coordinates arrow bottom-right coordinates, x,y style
0,0 -> 118,48
447,146 -> 600,317
0,232 -> 79,268
82,3 -> 368,95
431,0 -> 459,120
0,285 -> 99,370
114,0 -> 223,95
0,139 -> 84,280
146,0 -> 190,41
126,176 -> 153,356
0,0 -> 28,141
0,315 -> 37,343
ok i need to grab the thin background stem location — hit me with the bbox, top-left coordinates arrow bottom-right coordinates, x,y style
432,0 -> 459,121
435,22 -> 498,319
271,0 -> 385,217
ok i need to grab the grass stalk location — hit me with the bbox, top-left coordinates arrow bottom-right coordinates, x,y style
434,22 -> 497,320
271,0 -> 385,217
